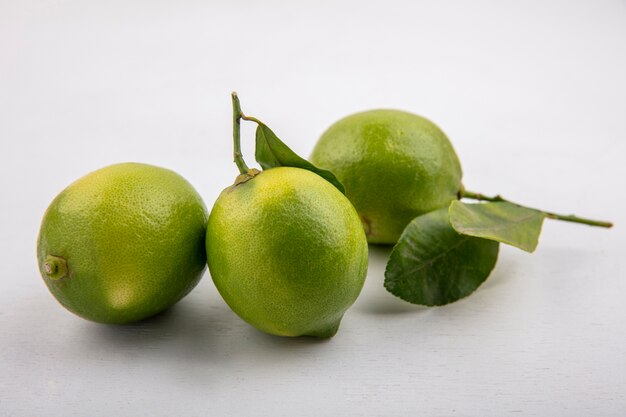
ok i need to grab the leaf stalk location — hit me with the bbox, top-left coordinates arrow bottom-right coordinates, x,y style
231,92 -> 250,175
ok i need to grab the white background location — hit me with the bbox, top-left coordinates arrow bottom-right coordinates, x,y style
1,1 -> 625,416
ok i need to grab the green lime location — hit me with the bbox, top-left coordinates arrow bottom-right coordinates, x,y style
37,163 -> 208,324
206,167 -> 368,338
310,109 -> 463,244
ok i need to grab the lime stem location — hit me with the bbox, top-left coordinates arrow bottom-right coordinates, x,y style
461,190 -> 613,228
231,92 -> 250,175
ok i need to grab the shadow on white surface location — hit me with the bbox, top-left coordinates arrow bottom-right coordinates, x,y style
65,282 -> 336,367
75,300 -> 218,358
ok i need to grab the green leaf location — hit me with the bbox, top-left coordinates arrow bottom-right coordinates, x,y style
449,201 -> 545,253
254,123 -> 345,194
384,208 -> 499,306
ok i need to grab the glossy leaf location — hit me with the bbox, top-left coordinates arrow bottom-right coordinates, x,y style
254,123 -> 345,193
449,201 -> 545,253
384,208 -> 499,306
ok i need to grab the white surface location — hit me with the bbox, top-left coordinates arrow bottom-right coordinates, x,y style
1,1 -> 625,416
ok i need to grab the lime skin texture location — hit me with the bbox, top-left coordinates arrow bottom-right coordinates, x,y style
310,109 -> 463,245
206,167 -> 368,338
37,163 -> 208,324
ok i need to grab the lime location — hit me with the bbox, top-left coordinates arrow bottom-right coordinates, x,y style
310,109 -> 463,244
206,167 -> 368,338
37,163 -> 208,324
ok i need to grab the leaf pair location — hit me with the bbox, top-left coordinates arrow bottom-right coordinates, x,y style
253,122 -> 345,193
385,201 -> 546,306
